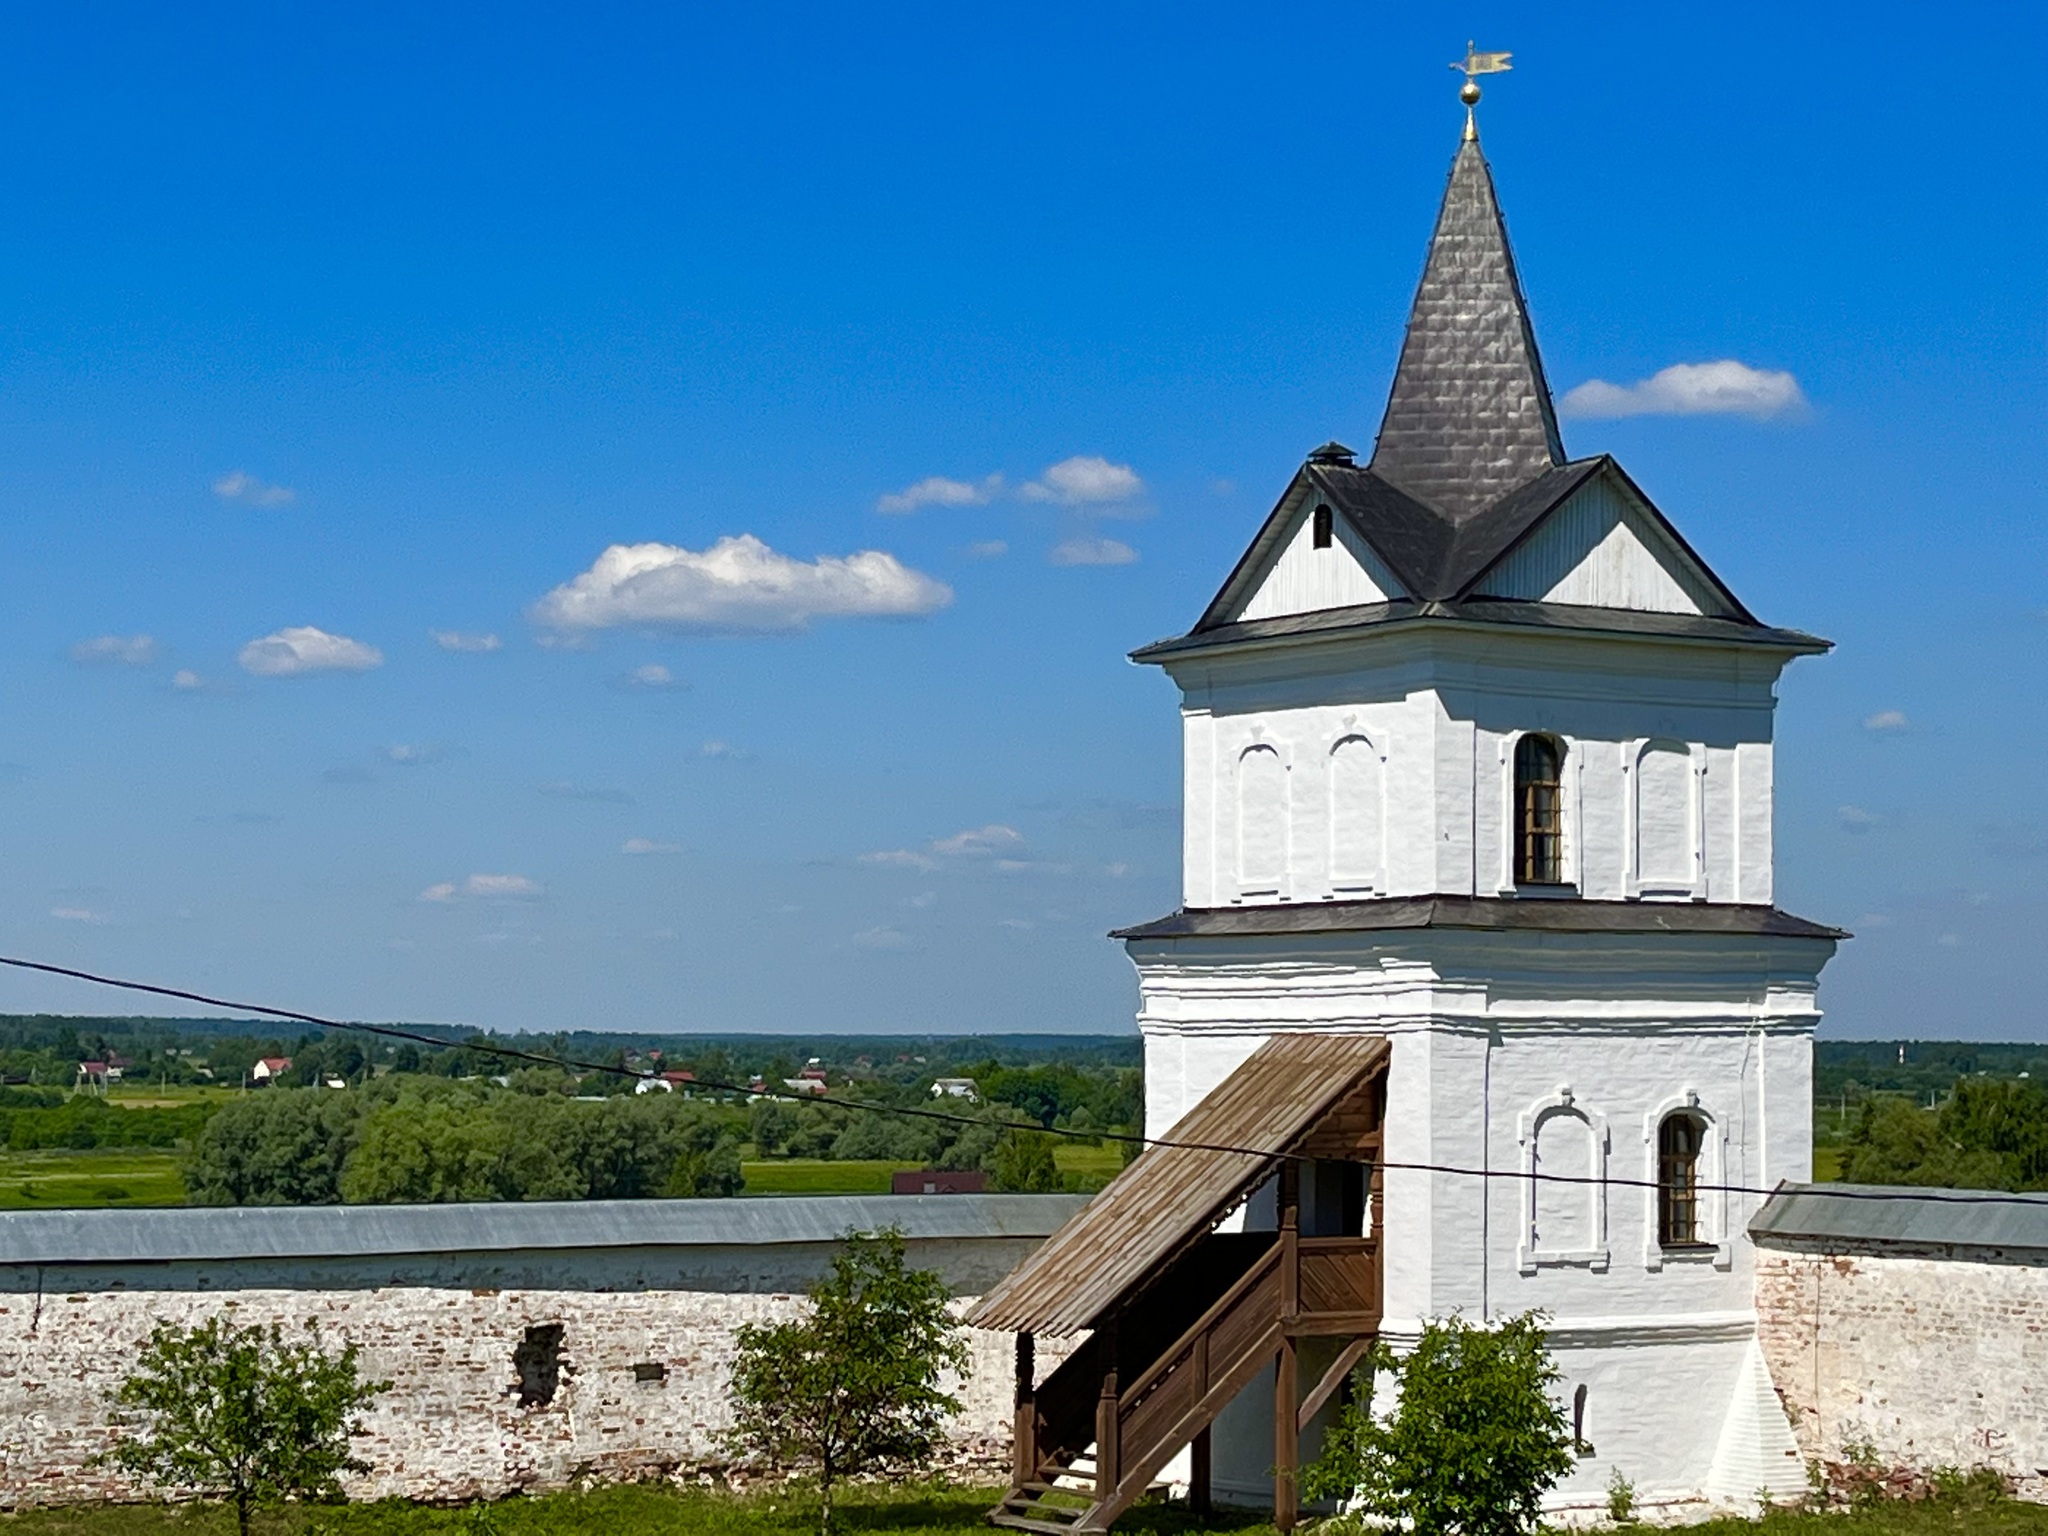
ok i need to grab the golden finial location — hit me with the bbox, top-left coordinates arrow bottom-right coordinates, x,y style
1450,41 -> 1513,140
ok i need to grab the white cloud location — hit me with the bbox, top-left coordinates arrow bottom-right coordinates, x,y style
1838,805 -> 1881,832
863,823 -> 1027,871
699,739 -> 749,760
614,662 -> 686,692
533,534 -> 952,634
1022,455 -> 1144,505
420,873 -> 544,903
861,848 -> 938,872
212,470 -> 296,507
70,634 -> 160,666
966,540 -> 1009,559
172,669 -> 204,691
622,838 -> 682,855
431,630 -> 502,653
1863,709 -> 1910,733
853,925 -> 909,950
1557,361 -> 1807,421
931,824 -> 1025,857
1051,535 -> 1138,567
386,743 -> 456,766
238,626 -> 383,677
50,906 -> 104,924
877,473 -> 1003,514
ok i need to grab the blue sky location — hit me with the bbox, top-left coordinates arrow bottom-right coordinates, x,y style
0,3 -> 2041,1038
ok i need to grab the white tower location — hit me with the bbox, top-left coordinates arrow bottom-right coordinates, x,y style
1117,116 -> 1839,1513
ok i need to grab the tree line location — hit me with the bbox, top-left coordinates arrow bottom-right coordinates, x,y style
1837,1075 -> 2048,1191
180,1077 -> 1083,1205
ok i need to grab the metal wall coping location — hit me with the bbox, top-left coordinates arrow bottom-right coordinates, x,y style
1749,1182 -> 2048,1253
0,1193 -> 1090,1268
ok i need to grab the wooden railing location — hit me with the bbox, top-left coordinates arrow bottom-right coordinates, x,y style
995,1227 -> 1382,1533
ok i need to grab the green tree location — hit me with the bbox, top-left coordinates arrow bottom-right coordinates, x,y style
1838,1097 -> 2009,1189
184,1090 -> 364,1205
726,1228 -> 967,1536
1303,1312 -> 1576,1536
105,1314 -> 389,1536
989,1128 -> 1060,1191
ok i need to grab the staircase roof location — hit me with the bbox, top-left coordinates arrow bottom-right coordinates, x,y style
967,1033 -> 1389,1336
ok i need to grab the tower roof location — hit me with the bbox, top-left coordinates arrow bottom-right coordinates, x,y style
1369,135 -> 1564,518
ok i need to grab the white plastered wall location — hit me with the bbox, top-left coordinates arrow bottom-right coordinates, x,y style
1170,628 -> 1786,910
1132,927 -> 1827,1512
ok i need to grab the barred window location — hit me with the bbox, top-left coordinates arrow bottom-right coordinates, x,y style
1657,1114 -> 1705,1247
1514,734 -> 1565,885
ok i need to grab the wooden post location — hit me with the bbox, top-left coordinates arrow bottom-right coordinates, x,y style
1190,1327 -> 1210,1516
1276,1158 -> 1301,1531
1096,1316 -> 1120,1502
1013,1331 -> 1036,1486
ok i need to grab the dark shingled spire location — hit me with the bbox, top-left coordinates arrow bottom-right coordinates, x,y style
1369,135 -> 1565,519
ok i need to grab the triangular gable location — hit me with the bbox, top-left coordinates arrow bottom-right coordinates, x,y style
1201,472 -> 1408,630
1467,463 -> 1743,619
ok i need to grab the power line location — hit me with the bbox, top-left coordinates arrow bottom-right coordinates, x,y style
2,950 -> 2043,1211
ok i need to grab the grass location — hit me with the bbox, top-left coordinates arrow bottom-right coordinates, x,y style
0,1482 -> 1269,1536
3,1481 -> 2046,1536
0,1147 -> 186,1209
738,1142 -> 1126,1198
741,1160 -> 919,1195
1813,1144 -> 1845,1182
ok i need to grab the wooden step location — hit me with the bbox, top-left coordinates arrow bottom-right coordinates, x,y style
990,1515 -> 1099,1536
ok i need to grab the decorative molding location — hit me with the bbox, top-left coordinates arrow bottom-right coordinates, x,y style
1326,730 -> 1387,897
1516,1084 -> 1610,1273
1642,1088 -> 1733,1272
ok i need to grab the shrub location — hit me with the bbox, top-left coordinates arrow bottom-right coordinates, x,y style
1302,1312 -> 1576,1536
726,1228 -> 967,1536
104,1314 -> 389,1536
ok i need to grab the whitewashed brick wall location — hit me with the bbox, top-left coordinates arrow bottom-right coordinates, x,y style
1755,1240 -> 2048,1500
0,1283 -> 1059,1506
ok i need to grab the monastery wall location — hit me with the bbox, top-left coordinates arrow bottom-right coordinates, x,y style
1754,1233 -> 2048,1500
0,1195 -> 1083,1509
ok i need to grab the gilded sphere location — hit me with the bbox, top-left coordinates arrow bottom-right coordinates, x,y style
1459,80 -> 1481,106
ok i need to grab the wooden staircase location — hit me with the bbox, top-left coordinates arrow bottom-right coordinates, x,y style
991,1212 -> 1380,1533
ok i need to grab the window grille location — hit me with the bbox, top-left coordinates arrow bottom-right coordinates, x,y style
1514,734 -> 1565,885
1657,1114 -> 1704,1247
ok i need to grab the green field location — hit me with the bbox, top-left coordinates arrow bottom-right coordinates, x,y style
737,1142 -> 1126,1198
0,1147 -> 187,1209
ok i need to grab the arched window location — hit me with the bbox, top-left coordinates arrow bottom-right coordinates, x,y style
1656,1113 -> 1705,1247
1312,503 -> 1334,549
1514,734 -> 1566,886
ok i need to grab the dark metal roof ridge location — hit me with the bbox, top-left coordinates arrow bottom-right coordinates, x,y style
1131,597 -> 1830,665
1113,895 -> 1848,942
1751,1182 -> 2048,1253
0,1194 -> 1091,1268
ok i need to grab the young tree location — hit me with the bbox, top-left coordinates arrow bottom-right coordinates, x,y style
1302,1312 -> 1576,1536
106,1314 -> 390,1536
989,1127 -> 1061,1191
726,1227 -> 968,1536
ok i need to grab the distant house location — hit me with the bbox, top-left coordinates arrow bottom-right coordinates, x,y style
890,1169 -> 987,1196
634,1077 -> 673,1095
931,1077 -> 979,1102
782,1076 -> 827,1098
75,1061 -> 109,1094
250,1057 -> 292,1084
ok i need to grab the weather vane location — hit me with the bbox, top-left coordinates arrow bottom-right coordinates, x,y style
1451,41 -> 1512,139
